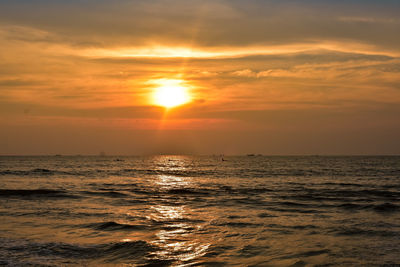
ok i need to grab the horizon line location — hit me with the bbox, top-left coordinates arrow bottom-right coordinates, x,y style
0,154 -> 399,157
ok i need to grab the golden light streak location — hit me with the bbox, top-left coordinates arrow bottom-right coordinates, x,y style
80,42 -> 400,59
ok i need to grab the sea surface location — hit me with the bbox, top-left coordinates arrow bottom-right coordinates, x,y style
0,155 -> 399,266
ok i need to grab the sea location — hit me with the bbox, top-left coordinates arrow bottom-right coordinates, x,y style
0,155 -> 399,266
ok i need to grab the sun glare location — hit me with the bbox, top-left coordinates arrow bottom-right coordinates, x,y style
153,79 -> 191,108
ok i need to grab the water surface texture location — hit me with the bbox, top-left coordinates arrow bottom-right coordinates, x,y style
0,156 -> 399,266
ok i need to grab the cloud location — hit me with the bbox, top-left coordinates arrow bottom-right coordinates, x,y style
228,54 -> 400,82
0,25 -> 51,43
255,59 -> 400,80
1,1 -> 400,154
232,69 -> 257,77
0,0 -> 399,53
338,16 -> 400,24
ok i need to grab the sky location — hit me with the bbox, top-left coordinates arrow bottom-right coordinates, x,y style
0,0 -> 399,155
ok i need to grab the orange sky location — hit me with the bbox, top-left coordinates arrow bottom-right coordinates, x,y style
1,0 -> 400,155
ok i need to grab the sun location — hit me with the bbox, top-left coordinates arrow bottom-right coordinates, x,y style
153,79 -> 191,108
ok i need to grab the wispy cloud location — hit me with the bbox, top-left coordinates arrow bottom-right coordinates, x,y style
338,16 -> 399,24
1,0 -> 399,52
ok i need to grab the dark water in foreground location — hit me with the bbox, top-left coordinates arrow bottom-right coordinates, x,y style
0,156 -> 399,266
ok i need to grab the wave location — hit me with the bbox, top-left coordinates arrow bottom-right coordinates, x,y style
166,188 -> 210,195
336,202 -> 399,213
81,190 -> 129,198
372,202 -> 399,213
1,237 -> 157,264
0,189 -> 78,199
99,240 -> 162,263
212,221 -> 263,228
115,168 -> 218,178
0,168 -> 73,176
123,187 -> 212,197
333,227 -> 398,237
285,188 -> 400,202
217,185 -> 273,196
148,216 -> 206,225
264,200 -> 400,214
257,212 -> 277,218
238,244 -> 269,258
280,249 -> 331,259
86,221 -> 147,231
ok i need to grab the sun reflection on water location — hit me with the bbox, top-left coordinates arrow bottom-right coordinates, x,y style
156,175 -> 190,190
147,156 -> 210,265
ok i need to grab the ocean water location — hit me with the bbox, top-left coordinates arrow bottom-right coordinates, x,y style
0,155 -> 399,266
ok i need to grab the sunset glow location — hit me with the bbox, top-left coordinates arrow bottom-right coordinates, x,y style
1,1 -> 399,266
0,0 -> 399,155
